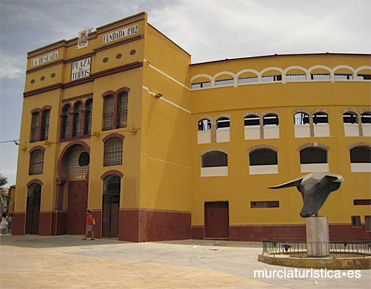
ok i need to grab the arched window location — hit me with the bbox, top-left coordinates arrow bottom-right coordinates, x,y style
198,119 -> 211,131
263,114 -> 279,126
361,112 -> 371,124
343,111 -> 359,137
343,112 -> 358,124
313,112 -> 328,124
216,117 -> 230,129
26,183 -> 41,234
244,114 -> 260,127
350,145 -> 371,172
201,151 -> 228,167
249,149 -> 277,166
116,91 -> 128,128
84,99 -> 93,135
102,175 -> 121,238
30,112 -> 40,142
65,145 -> 89,175
294,112 -> 310,125
300,147 -> 327,164
313,112 -> 330,137
350,146 -> 371,163
104,137 -> 123,166
73,102 -> 82,137
40,109 -> 50,141
103,95 -> 114,131
61,104 -> 71,139
29,150 -> 44,175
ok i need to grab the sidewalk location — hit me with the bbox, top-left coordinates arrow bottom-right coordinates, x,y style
1,235 -> 370,288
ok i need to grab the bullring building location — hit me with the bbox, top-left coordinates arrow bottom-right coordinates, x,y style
13,12 -> 371,242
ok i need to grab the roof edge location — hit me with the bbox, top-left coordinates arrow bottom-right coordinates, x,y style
190,52 -> 371,66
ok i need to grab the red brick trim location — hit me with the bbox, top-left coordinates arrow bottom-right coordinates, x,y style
102,90 -> 116,98
101,170 -> 124,180
31,108 -> 41,114
27,179 -> 44,187
119,208 -> 191,242
102,133 -> 125,143
29,145 -> 46,154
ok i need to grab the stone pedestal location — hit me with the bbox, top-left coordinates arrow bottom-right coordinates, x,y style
306,216 -> 330,257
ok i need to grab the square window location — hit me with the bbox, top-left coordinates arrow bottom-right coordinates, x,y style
351,216 -> 361,227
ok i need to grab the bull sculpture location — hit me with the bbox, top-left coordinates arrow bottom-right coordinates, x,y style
269,172 -> 343,218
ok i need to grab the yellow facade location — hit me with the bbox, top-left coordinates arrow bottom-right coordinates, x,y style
13,12 -> 371,241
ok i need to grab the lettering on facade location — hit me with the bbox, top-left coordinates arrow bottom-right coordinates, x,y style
103,24 -> 138,44
71,57 -> 91,81
31,51 -> 59,67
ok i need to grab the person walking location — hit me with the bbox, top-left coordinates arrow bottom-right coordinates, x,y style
82,210 -> 95,240
0,213 -> 8,236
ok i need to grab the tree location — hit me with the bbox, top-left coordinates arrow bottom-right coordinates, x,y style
0,176 -> 11,214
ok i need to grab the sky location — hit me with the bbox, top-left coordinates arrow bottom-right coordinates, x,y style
0,0 -> 370,186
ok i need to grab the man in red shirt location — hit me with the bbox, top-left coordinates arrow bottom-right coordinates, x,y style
82,210 -> 95,240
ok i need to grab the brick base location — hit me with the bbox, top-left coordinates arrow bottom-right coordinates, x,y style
12,212 -> 26,235
120,208 -> 191,242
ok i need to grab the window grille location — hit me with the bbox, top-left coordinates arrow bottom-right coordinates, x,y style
201,151 -> 228,167
61,105 -> 71,139
191,81 -> 211,89
198,119 -> 211,131
215,78 -> 234,86
334,74 -> 353,80
354,199 -> 371,205
40,110 -> 50,141
27,183 -> 41,206
66,145 -> 89,175
263,114 -> 279,126
29,150 -> 44,175
30,112 -> 40,142
249,149 -> 277,166
351,216 -> 361,227
311,74 -> 330,80
73,102 -> 82,137
84,99 -> 93,135
343,112 -> 358,124
313,113 -> 328,124
103,175 -> 121,204
300,147 -> 327,164
217,117 -> 230,129
350,146 -> 371,163
286,74 -> 306,81
244,115 -> 260,127
103,95 -> 114,131
262,75 -> 282,82
361,112 -> 371,124
238,77 -> 258,84
116,92 -> 128,128
294,112 -> 310,125
251,201 -> 279,208
357,74 -> 371,80
104,138 -> 123,166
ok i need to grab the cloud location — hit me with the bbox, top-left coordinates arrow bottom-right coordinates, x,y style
148,0 -> 371,62
0,53 -> 23,80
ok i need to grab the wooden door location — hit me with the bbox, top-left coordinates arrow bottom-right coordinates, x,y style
205,201 -> 229,239
67,181 -> 88,234
25,186 -> 41,234
102,194 -> 119,238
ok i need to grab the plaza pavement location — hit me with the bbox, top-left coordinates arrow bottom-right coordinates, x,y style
0,235 -> 370,288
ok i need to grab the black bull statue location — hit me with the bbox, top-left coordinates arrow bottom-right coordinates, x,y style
269,172 -> 343,218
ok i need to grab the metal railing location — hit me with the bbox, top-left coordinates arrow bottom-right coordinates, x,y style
262,239 -> 371,258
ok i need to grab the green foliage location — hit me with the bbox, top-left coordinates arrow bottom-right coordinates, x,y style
0,176 -> 11,203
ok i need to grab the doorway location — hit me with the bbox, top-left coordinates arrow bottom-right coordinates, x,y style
204,201 -> 229,239
67,180 -> 88,234
25,183 -> 41,234
102,175 -> 120,238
